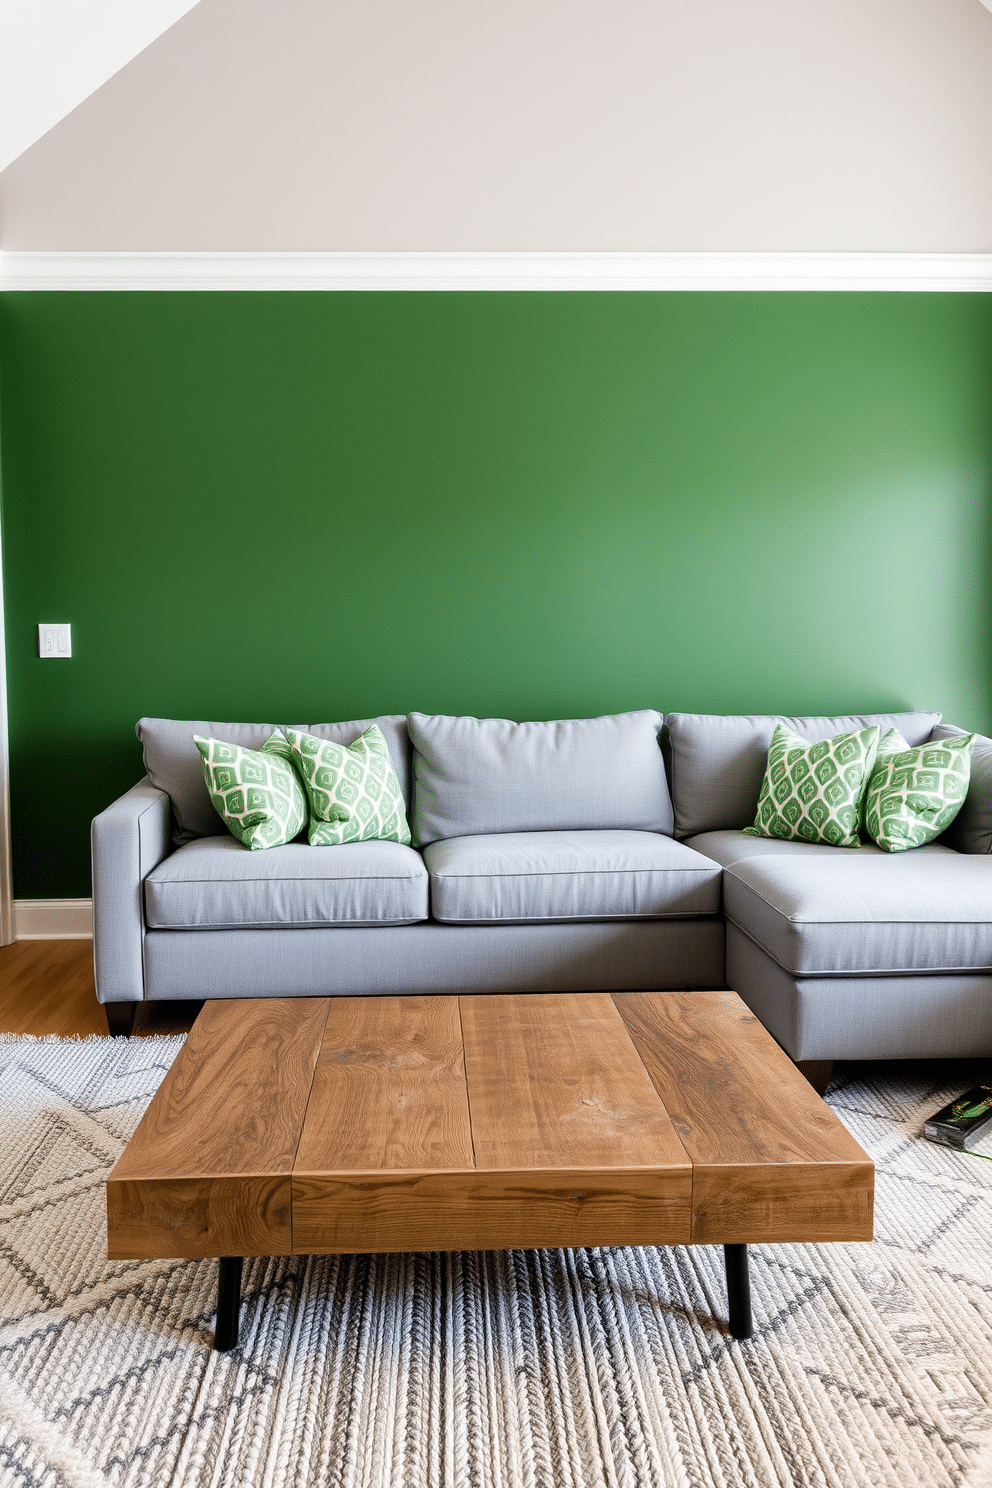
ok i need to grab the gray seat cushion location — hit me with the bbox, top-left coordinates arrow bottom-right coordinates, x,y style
423,830 -> 721,924
685,829 -> 876,869
723,847 -> 992,977
665,710 -> 942,839
136,715 -> 411,841
145,836 -> 428,929
408,710 -> 672,846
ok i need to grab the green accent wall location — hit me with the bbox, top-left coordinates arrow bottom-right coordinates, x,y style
1,291 -> 991,898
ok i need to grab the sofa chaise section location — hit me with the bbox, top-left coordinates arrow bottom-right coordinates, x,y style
722,849 -> 992,1061
723,847 -> 992,980
667,709 -> 992,1062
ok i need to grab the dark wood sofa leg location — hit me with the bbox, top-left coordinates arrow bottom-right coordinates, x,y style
105,1001 -> 137,1037
795,1059 -> 834,1097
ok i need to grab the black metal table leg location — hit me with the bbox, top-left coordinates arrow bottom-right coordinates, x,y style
724,1244 -> 753,1340
213,1256 -> 243,1351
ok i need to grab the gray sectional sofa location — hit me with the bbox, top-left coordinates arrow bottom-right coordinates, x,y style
91,707 -> 992,1063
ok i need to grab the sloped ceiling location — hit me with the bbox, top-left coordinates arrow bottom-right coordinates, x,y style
1,0 -> 992,250
0,0 -> 201,172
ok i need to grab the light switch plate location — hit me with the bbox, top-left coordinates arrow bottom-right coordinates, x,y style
38,624 -> 71,658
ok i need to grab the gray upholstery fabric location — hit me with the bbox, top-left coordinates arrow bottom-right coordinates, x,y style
143,917 -> 726,998
91,777 -> 172,1003
136,715 -> 411,841
723,846 -> 992,977
932,724 -> 992,855
665,710 -> 942,839
424,830 -> 721,924
145,836 -> 428,929
685,829 -> 868,870
408,710 -> 672,847
727,924 -> 992,1061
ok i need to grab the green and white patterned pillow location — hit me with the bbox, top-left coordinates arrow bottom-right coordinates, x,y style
284,725 -> 412,847
858,727 -> 909,834
864,732 -> 975,853
743,723 -> 880,849
194,729 -> 307,850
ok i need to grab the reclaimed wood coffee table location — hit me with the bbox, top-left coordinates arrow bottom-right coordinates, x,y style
107,990 -> 873,1350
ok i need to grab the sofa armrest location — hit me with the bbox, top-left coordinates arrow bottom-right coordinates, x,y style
930,724 -> 992,855
91,777 -> 173,1003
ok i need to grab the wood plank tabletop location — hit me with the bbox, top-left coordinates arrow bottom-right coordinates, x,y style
107,990 -> 873,1261
460,994 -> 688,1171
107,998 -> 329,1258
294,995 -> 474,1174
613,992 -> 874,1243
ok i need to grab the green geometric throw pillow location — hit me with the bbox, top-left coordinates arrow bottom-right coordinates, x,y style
194,729 -> 307,850
864,732 -> 975,853
743,723 -> 880,849
284,724 -> 412,847
858,727 -> 909,834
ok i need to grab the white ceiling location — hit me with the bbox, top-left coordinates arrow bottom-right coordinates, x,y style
2,0 -> 991,251
0,0 -> 201,171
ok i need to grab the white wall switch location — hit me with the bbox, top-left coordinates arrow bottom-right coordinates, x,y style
38,624 -> 71,658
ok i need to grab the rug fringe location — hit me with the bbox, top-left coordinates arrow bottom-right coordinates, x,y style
0,1032 -> 186,1046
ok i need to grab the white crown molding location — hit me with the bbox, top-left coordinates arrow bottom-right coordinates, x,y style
2,251 -> 992,292
14,898 -> 93,939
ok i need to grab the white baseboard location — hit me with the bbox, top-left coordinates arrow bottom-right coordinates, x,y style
1,251 -> 992,293
14,898 -> 93,939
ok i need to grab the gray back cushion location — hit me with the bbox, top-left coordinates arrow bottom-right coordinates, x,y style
407,710 -> 672,846
665,710 -> 942,839
932,724 -> 992,854
136,715 -> 411,841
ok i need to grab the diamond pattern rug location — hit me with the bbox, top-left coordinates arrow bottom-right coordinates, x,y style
1,1034 -> 991,1488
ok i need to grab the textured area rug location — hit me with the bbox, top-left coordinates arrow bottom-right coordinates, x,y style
1,1035 -> 992,1488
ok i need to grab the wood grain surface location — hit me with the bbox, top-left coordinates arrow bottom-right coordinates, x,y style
108,1176 -> 291,1260
613,991 -> 874,1242
107,989 -> 874,1262
293,1167 -> 692,1254
292,993 -> 693,1252
0,941 -> 106,1037
107,997 -> 329,1256
688,1164 -> 874,1244
460,993 -> 691,1173
294,996 -> 474,1174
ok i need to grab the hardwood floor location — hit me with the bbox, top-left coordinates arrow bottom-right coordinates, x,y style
0,945 -> 833,1111
0,940 -> 199,1037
